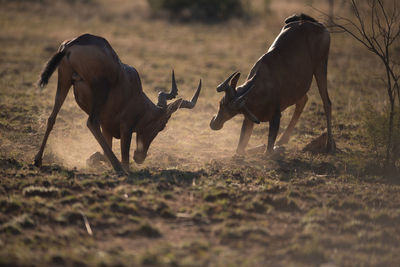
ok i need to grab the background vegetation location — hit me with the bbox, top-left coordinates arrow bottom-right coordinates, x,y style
0,0 -> 399,266
330,0 -> 400,170
147,0 -> 246,21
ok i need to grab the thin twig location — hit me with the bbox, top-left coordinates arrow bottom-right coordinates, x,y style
80,211 -> 93,236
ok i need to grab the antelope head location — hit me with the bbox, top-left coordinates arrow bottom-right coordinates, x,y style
134,70 -> 202,164
210,72 -> 259,130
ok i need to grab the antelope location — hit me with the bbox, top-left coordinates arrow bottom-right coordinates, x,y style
210,14 -> 335,156
34,33 -> 201,174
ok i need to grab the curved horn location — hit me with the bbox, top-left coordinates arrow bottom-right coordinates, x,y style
179,79 -> 202,109
157,70 -> 179,108
232,73 -> 260,124
232,84 -> 255,107
216,71 -> 238,92
231,73 -> 258,106
238,73 -> 258,97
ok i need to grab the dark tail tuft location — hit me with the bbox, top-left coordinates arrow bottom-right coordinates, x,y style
37,50 -> 66,89
285,13 -> 318,24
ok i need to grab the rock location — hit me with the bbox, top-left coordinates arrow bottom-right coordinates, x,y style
303,132 -> 333,153
86,152 -> 108,169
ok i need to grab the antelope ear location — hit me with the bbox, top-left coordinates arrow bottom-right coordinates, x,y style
230,72 -> 241,91
166,98 -> 183,117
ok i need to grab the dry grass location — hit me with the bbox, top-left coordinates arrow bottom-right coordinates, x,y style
1,0 -> 399,266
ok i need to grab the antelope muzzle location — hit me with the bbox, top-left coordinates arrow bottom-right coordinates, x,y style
210,115 -> 224,131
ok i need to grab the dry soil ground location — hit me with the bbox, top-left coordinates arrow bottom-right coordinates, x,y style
1,0 -> 400,266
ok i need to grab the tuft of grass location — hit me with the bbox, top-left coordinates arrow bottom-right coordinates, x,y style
60,195 -> 80,205
245,196 -> 273,213
155,201 -> 176,219
264,195 -> 300,212
215,224 -> 270,245
0,214 -> 35,235
0,157 -> 22,169
203,188 -> 231,202
291,236 -> 326,264
139,251 -> 162,266
116,220 -> 162,239
0,223 -> 21,235
55,209 -> 82,225
135,221 -> 162,238
22,186 -> 59,198
109,201 -> 139,216
362,103 -> 400,168
0,198 -> 22,213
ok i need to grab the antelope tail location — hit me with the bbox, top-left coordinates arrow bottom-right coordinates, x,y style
37,49 -> 66,88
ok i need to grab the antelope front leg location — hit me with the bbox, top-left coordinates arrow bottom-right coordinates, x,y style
87,115 -> 125,175
120,126 -> 132,171
236,118 -> 254,155
276,94 -> 308,146
265,109 -> 281,154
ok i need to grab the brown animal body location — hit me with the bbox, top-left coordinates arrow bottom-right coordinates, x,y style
210,14 -> 335,155
34,34 -> 201,173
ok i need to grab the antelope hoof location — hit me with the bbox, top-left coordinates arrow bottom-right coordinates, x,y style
263,146 -> 285,160
326,139 -> 336,154
34,156 -> 42,167
122,162 -> 130,173
235,148 -> 246,156
116,168 -> 128,177
111,160 -> 128,176
273,145 -> 286,153
133,151 -> 146,164
232,153 -> 245,161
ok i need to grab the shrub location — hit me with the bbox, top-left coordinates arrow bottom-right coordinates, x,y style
147,0 -> 245,21
363,103 -> 400,169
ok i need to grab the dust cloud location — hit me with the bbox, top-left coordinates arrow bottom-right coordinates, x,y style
42,101 -> 266,171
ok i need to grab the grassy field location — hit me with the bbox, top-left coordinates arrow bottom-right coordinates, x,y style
1,0 -> 400,266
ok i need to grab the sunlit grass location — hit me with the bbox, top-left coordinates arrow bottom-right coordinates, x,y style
1,0 -> 399,266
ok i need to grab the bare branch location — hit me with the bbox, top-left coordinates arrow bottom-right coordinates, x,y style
371,0 -> 377,39
316,0 -> 400,165
377,0 -> 390,32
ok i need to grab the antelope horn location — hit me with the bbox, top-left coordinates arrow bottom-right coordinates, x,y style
179,79 -> 202,109
233,73 -> 260,124
232,73 -> 258,106
157,70 -> 179,108
232,84 -> 255,107
216,71 -> 238,92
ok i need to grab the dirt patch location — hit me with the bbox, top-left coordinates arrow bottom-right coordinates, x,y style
1,0 -> 400,266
